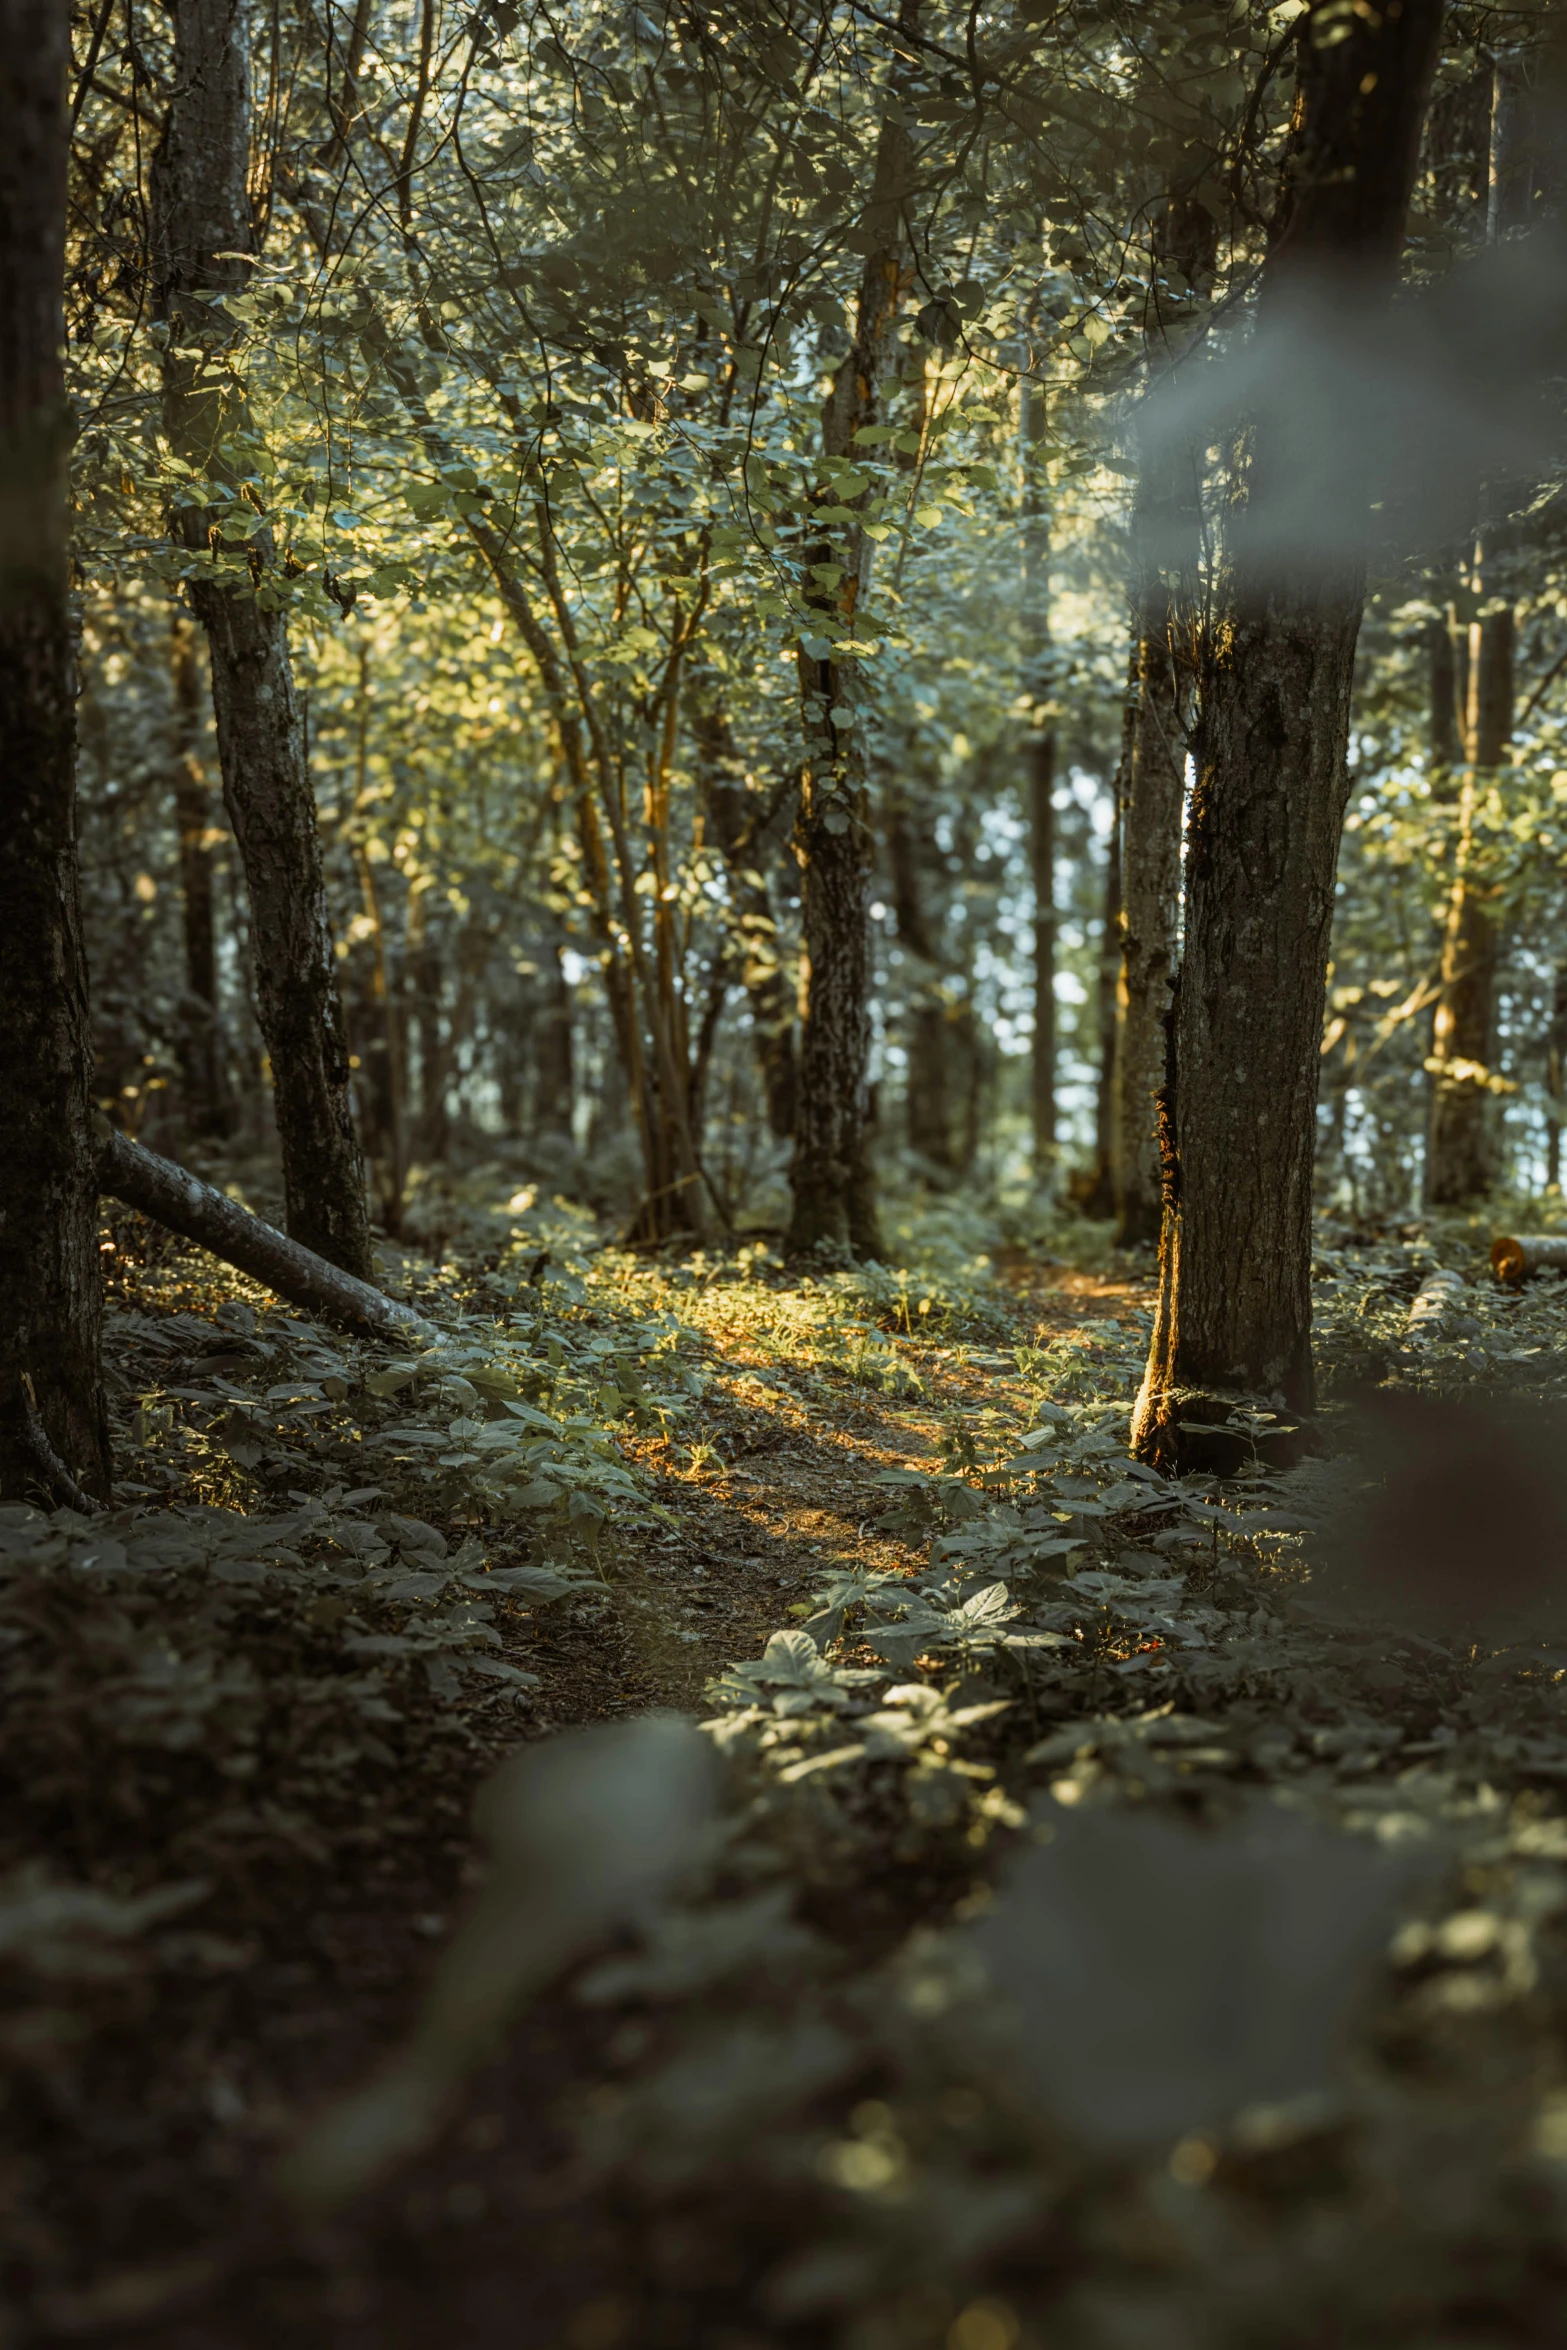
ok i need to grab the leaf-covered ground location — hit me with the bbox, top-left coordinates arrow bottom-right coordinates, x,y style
8,1190 -> 1567,2348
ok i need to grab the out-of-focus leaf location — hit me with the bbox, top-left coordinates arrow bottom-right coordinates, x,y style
974,1795 -> 1444,2147
281,1715 -> 716,2205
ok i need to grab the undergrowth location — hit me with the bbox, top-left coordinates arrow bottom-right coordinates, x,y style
10,1190 -> 1567,2346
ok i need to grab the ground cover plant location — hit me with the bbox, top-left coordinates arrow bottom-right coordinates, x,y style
9,1197 -> 1567,2346
9,1 -> 1567,2343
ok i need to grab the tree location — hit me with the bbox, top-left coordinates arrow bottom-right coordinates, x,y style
1426,592 -> 1512,1202
690,684 -> 798,1144
889,773 -> 984,1182
1113,197 -> 1215,1248
0,0 -> 110,1503
1424,56 -> 1539,1207
170,614 -> 232,1138
150,0 -> 372,1277
1018,329 -> 1057,1188
1133,0 -> 1445,1471
783,13 -> 923,1259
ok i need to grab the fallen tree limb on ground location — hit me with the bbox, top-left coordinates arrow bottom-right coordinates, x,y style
1407,1268 -> 1465,1334
99,1127 -> 438,1347
1491,1233 -> 1567,1286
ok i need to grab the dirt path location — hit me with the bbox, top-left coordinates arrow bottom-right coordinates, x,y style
11,1256 -> 1153,2350
514,1257 -> 1152,1726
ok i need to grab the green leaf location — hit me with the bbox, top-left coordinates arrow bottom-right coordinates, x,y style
514,1479 -> 562,1508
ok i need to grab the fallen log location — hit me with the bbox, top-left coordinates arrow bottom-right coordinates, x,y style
1490,1233 -> 1567,1286
99,1126 -> 437,1347
1407,1268 -> 1465,1333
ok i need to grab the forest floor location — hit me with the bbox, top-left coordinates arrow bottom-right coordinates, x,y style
9,1187 -> 1567,2349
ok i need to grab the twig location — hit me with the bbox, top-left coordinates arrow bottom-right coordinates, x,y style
19,1376 -> 104,1516
1519,643 -> 1567,728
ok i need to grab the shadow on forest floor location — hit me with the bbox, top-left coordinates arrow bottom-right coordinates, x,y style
17,1212 -> 1567,2350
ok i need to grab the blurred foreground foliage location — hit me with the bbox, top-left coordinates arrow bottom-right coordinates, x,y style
11,1192 -> 1567,2343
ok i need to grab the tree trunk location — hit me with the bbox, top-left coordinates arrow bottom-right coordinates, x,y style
1424,55 -> 1527,1208
1113,598 -> 1184,1242
1021,353 -> 1056,1179
1027,730 -> 1056,1176
906,998 -> 954,1172
346,643 -> 406,1233
170,614 -> 232,1139
1132,0 -> 1445,1472
101,1129 -> 432,1346
1077,803 -> 1121,1220
1546,956 -> 1567,1190
1429,609 -> 1464,778
150,0 -> 372,1278
888,796 -> 955,1176
0,0 -> 111,1504
407,898 -> 450,1162
786,4 -> 919,1261
690,695 -> 797,1139
1417,607 -> 1464,1154
1425,600 -> 1513,1205
1114,198 -> 1214,1247
535,937 -> 576,1145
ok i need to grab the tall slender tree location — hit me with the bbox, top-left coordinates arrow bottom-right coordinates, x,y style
150,0 -> 372,1275
1076,793 -> 1121,1221
170,614 -> 232,1139
689,687 -> 798,1144
1113,196 -> 1214,1247
1426,590 -> 1512,1202
0,0 -> 110,1503
785,2 -> 921,1260
1133,0 -> 1445,1470
1020,350 -> 1056,1188
1424,59 -> 1537,1207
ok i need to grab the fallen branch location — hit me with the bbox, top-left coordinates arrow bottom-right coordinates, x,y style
1407,1268 -> 1465,1334
1490,1233 -> 1567,1286
99,1127 -> 438,1347
19,1374 -> 104,1515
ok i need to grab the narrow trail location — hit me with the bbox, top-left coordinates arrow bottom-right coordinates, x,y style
51,1228 -> 1567,2350
13,1244 -> 1155,2350
504,1259 -> 1153,1730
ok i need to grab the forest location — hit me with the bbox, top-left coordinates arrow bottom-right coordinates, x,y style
7,0 -> 1567,2342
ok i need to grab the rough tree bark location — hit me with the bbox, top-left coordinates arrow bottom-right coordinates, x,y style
0,0 -> 112,1504
101,1129 -> 432,1346
1546,959 -> 1567,1190
150,0 -> 372,1277
1132,0 -> 1445,1471
889,794 -> 956,1177
1113,198 -> 1215,1246
170,614 -> 232,1137
1426,599 -> 1512,1203
1020,350 -> 1055,1179
1026,736 -> 1055,1176
690,694 -> 798,1140
406,896 -> 451,1162
785,2 -> 920,1259
1076,803 -> 1121,1221
1112,600 -> 1182,1242
534,938 -> 577,1149
1424,58 -> 1531,1209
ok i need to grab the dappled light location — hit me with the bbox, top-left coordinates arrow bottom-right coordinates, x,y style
8,2 -> 1567,2345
